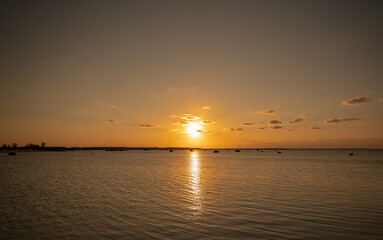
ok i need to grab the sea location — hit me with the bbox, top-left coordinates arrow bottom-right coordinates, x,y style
1,149 -> 383,239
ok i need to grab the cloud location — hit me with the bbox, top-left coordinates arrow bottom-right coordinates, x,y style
180,114 -> 201,121
200,120 -> 215,125
168,86 -> 198,92
288,118 -> 304,124
295,99 -> 300,103
324,118 -> 362,123
171,114 -> 203,121
378,98 -> 383,102
268,118 -> 305,125
104,120 -> 120,123
241,121 -> 264,126
224,128 -> 243,132
202,106 -> 211,110
269,126 -> 283,129
139,124 -> 159,128
256,109 -> 275,115
300,114 -> 311,118
196,129 -> 211,134
174,121 -> 189,126
310,127 -> 321,130
342,96 -> 373,105
268,120 -> 282,124
172,113 -> 215,134
255,127 -> 267,130
275,105 -> 281,109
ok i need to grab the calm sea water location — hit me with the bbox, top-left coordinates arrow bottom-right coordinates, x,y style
1,150 -> 383,239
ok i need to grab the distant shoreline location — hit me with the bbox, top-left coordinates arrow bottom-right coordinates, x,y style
1,147 -> 381,153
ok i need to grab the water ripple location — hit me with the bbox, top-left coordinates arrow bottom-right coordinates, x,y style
1,150 -> 383,239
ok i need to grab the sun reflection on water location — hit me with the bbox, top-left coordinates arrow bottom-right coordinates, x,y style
188,152 -> 202,217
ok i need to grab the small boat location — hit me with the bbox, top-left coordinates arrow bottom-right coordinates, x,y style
235,149 -> 240,152
349,153 -> 354,156
189,149 -> 193,152
277,151 -> 282,154
169,149 -> 173,152
7,152 -> 16,155
213,150 -> 219,153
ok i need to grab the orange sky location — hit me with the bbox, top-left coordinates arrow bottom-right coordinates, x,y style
0,1 -> 382,148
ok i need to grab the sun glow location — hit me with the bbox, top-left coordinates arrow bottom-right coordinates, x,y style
186,122 -> 202,138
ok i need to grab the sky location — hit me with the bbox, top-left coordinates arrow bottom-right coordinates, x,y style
0,0 -> 382,148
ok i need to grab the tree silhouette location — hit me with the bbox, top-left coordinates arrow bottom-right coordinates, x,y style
12,143 -> 17,148
41,142 -> 46,148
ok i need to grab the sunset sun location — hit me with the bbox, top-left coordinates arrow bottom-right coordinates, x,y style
186,122 -> 202,138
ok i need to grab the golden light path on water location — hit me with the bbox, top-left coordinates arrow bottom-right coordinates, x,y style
188,152 -> 202,218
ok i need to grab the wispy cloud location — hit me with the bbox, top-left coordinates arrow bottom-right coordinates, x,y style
200,120 -> 215,125
269,126 -> 283,129
256,109 -> 275,115
139,124 -> 159,128
300,114 -> 311,118
104,120 -> 120,124
324,118 -> 361,123
268,120 -> 283,124
224,128 -> 243,132
174,121 -> 189,126
180,114 -> 201,121
172,114 -> 214,125
288,118 -> 304,124
171,113 -> 215,135
275,105 -> 281,109
202,106 -> 211,110
342,96 -> 373,106
310,127 -> 321,130
196,129 -> 211,134
241,121 -> 264,126
267,118 -> 306,125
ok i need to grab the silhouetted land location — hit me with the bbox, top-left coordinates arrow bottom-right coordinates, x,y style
1,146 -> 377,153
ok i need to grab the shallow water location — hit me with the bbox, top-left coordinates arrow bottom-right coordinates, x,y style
1,150 -> 383,239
